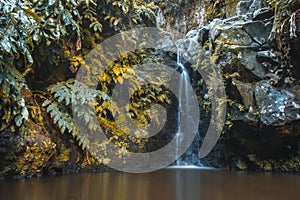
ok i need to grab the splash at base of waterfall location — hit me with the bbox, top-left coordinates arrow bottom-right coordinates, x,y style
167,165 -> 215,170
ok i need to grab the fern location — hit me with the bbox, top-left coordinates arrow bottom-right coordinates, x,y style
0,68 -> 29,132
42,79 -> 109,150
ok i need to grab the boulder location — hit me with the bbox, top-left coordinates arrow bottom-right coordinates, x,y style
194,0 -> 300,172
242,21 -> 272,45
236,0 -> 269,16
256,50 -> 279,65
0,121 -> 56,178
249,0 -> 268,14
253,8 -> 274,21
254,82 -> 300,126
233,79 -> 254,110
236,0 -> 253,16
213,23 -> 254,46
176,29 -> 202,64
198,26 -> 210,46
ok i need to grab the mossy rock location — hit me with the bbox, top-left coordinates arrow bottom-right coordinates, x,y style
0,121 -> 56,179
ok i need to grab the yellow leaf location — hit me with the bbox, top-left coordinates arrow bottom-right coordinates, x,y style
126,68 -> 136,75
113,67 -> 121,76
137,89 -> 143,96
100,73 -> 110,82
117,76 -> 123,84
22,6 -> 41,22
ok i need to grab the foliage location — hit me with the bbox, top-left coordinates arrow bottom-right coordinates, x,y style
42,79 -> 109,150
0,0 -> 102,133
101,0 -> 158,31
0,0 -> 158,146
15,122 -> 56,176
267,0 -> 300,10
0,68 -> 29,132
267,0 -> 300,85
232,154 -> 300,172
203,0 -> 240,22
128,84 -> 170,127
42,71 -> 170,156
0,0 -> 158,83
0,0 -> 101,67
98,50 -> 171,130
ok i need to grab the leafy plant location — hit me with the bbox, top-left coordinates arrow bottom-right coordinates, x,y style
0,0 -> 101,67
0,0 -> 159,176
0,68 -> 29,131
101,0 -> 158,31
0,0 -> 104,132
0,0 -> 157,133
42,79 -> 109,150
267,0 -> 300,85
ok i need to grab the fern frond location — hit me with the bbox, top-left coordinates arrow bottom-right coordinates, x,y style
42,79 -> 110,150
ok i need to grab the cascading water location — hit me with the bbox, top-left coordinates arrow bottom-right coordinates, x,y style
175,48 -> 190,166
174,47 -> 203,167
155,9 -> 203,168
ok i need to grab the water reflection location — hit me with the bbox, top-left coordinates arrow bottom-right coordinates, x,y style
1,169 -> 300,200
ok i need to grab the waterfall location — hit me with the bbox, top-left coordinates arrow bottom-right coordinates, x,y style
176,48 -> 189,165
155,8 -> 164,29
154,9 -> 203,167
174,47 -> 202,167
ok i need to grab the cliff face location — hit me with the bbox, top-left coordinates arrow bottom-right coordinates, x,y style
156,0 -> 241,34
174,0 -> 300,171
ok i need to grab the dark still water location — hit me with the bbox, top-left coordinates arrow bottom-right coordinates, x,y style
1,169 -> 300,200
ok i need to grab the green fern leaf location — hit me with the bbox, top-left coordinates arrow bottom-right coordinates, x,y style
43,79 -> 110,151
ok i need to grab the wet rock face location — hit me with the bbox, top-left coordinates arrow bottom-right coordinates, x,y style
174,0 -> 300,171
194,0 -> 300,126
254,82 -> 300,126
291,10 -> 300,78
156,0 -> 242,38
202,14 -> 273,83
176,29 -> 201,60
156,0 -> 206,37
236,0 -> 253,16
236,0 -> 268,16
208,15 -> 273,48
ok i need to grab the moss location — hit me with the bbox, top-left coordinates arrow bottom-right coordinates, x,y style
204,0 -> 240,22
15,121 -> 56,177
248,154 -> 300,172
266,0 -> 300,85
224,38 -> 238,46
267,0 -> 300,10
55,144 -> 71,163
236,158 -> 248,170
225,0 -> 240,17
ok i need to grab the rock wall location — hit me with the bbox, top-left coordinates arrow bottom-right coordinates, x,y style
156,0 -> 241,37
177,0 -> 300,171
